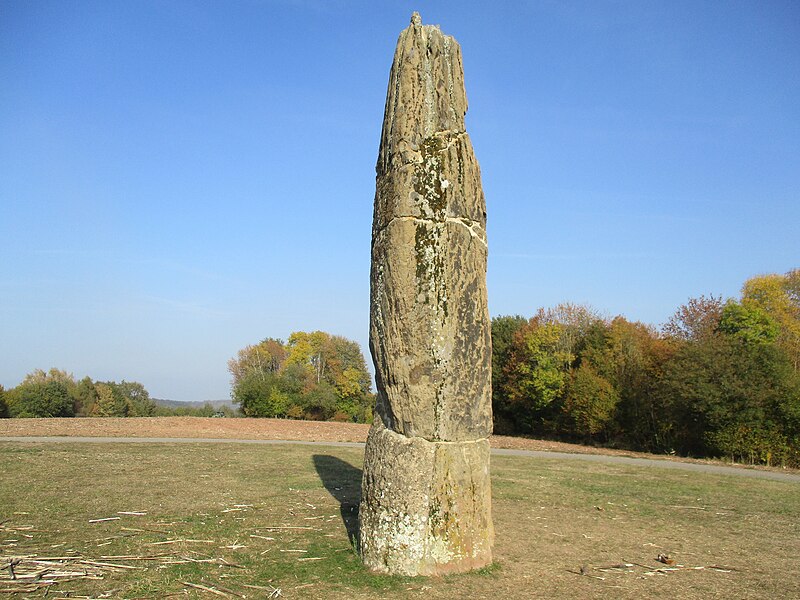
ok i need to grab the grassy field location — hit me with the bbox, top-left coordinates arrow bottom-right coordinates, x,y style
0,441 -> 797,599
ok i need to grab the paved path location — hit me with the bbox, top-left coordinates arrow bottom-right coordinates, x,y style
2,435 -> 799,483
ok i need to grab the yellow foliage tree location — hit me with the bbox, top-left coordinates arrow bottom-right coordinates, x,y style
742,269 -> 800,371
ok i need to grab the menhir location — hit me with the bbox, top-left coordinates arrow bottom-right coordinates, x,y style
359,11 -> 494,576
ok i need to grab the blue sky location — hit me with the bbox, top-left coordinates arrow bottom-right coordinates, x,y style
2,1 -> 798,401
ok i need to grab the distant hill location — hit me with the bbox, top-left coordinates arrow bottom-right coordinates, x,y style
153,398 -> 236,410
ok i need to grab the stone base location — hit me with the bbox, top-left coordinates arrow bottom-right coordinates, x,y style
359,422 -> 494,576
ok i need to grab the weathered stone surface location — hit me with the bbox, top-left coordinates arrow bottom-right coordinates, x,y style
359,421 -> 494,576
360,12 -> 494,575
369,13 -> 491,443
371,216 -> 490,441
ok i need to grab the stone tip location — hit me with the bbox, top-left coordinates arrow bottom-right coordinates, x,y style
410,11 -> 422,26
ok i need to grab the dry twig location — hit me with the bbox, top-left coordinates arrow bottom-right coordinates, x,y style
88,518 -> 121,524
182,581 -> 232,597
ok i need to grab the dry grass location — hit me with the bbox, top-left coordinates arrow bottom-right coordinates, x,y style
1,441 -> 798,599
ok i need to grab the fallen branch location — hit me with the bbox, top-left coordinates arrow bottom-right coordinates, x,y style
148,539 -> 215,546
210,582 -> 245,597
88,518 -> 121,524
182,581 -> 231,598
5,556 -> 81,562
99,554 -> 172,560
0,585 -> 51,593
79,560 -> 142,570
176,556 -> 243,569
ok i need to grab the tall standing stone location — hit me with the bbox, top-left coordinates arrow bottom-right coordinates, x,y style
359,12 -> 493,576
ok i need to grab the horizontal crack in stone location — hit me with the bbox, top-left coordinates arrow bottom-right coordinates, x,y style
374,215 -> 487,247
386,427 -> 490,445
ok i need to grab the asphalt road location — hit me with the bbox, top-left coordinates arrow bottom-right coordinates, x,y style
2,435 -> 799,483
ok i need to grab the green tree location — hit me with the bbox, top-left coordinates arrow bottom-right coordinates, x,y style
503,319 -> 571,432
10,379 -> 74,418
656,333 -> 797,463
562,364 -> 619,439
115,381 -> 156,416
717,301 -> 779,346
0,385 -> 8,418
72,377 -> 99,416
301,381 -> 339,421
234,372 -> 290,418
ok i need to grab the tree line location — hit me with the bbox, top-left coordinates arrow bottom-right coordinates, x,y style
0,369 -> 157,418
0,329 -> 375,423
493,269 -> 800,467
3,270 -> 797,468
0,369 -> 237,418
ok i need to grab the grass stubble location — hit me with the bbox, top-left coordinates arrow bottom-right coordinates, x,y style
0,442 -> 797,599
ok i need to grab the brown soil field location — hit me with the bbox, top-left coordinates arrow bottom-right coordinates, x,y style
0,416 -> 649,456
1,416 -> 790,472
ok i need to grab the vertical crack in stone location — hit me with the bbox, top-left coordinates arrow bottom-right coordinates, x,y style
360,12 -> 493,576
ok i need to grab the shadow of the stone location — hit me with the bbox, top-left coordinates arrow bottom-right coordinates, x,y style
312,455 -> 362,547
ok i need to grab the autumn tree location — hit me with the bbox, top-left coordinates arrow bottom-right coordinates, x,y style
562,364 -> 619,440
741,270 -> 800,370
490,315 -> 527,432
662,294 -> 724,342
229,331 -> 373,422
72,377 -> 99,416
656,290 -> 798,464
227,338 -> 286,388
537,302 -> 603,366
92,383 -> 128,417
21,368 -> 75,387
580,317 -> 671,450
488,271 -> 799,463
